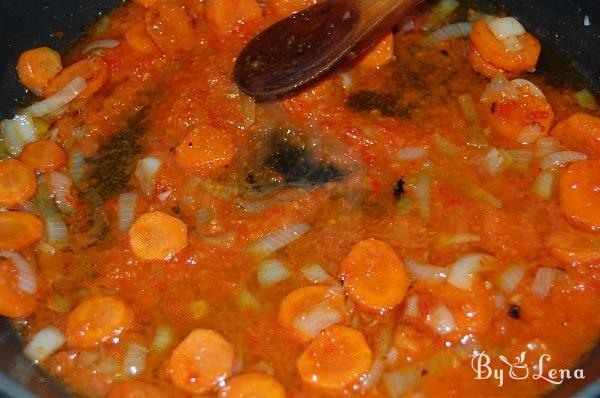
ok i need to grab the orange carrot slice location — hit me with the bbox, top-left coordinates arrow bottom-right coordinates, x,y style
339,239 -> 409,311
551,113 -> 600,158
45,57 -> 108,99
66,295 -> 134,348
297,325 -> 372,391
124,20 -> 159,55
357,33 -> 395,69
129,211 -> 188,260
0,212 -> 43,250
278,285 -> 345,343
470,20 -> 540,73
206,0 -> 263,35
145,2 -> 196,55
20,140 -> 67,173
168,329 -> 234,394
558,160 -> 600,233
17,47 -> 63,95
220,372 -> 286,398
0,258 -> 38,318
107,380 -> 164,398
0,159 -> 37,208
175,127 -> 234,173
468,43 -> 514,79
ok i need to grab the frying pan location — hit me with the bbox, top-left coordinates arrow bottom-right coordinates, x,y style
0,0 -> 599,397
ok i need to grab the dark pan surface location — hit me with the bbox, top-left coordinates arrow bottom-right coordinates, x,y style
0,0 -> 599,397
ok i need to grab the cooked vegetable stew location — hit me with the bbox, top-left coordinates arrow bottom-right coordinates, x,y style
1,0 -> 599,397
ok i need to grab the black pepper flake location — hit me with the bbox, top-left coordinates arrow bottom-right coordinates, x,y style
440,49 -> 449,56
172,206 -> 181,215
394,178 -> 405,197
188,142 -> 193,147
245,174 -> 256,184
491,102 -> 497,114
507,304 -> 521,319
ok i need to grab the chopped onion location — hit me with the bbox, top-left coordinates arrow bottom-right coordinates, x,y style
301,263 -> 334,284
23,326 -> 65,362
68,150 -> 85,183
458,93 -> 480,124
35,186 -> 68,243
425,22 -> 473,45
488,17 -> 525,39
480,74 -> 519,104
13,114 -> 38,142
492,294 -> 506,309
235,287 -> 261,311
516,123 -> 543,145
48,172 -> 74,214
434,233 -> 481,249
404,258 -> 447,282
361,358 -> 385,392
501,35 -> 524,52
412,174 -> 431,223
574,89 -> 599,111
484,147 -> 512,176
448,253 -> 496,290
196,208 -> 213,225
292,303 -> 343,340
531,267 -> 556,299
405,295 -> 419,317
0,251 -> 37,294
340,72 -> 353,89
122,343 -> 148,376
432,133 -> 460,158
1,115 -> 38,156
383,367 -> 422,398
157,190 -> 172,202
82,39 -> 119,54
498,264 -> 526,293
534,137 -> 561,158
240,93 -> 256,129
427,305 -> 457,335
25,77 -> 87,117
511,79 -> 546,98
249,223 -> 310,255
532,170 -> 556,199
118,193 -> 138,232
134,156 -> 162,196
506,149 -> 534,173
397,146 -> 428,161
421,0 -> 460,31
539,151 -> 587,170
257,260 -> 290,288
151,324 -> 174,353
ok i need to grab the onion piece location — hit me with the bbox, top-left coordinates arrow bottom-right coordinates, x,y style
405,295 -> 419,317
448,253 -> 496,290
498,264 -> 526,293
301,263 -> 334,284
412,174 -> 432,223
122,343 -> 148,376
532,170 -> 556,200
421,0 -> 460,31
425,22 -> 473,45
0,251 -> 37,294
427,305 -> 457,335
480,74 -> 519,104
240,93 -> 256,129
458,93 -> 480,124
488,17 -> 526,39
404,258 -> 447,282
257,260 -> 290,288
151,324 -> 175,353
249,223 -> 310,255
574,89 -> 599,111
25,77 -> 87,117
235,287 -> 261,311
531,267 -> 556,299
506,149 -> 534,173
35,185 -> 68,243
534,137 -> 561,158
511,79 -> 546,98
23,326 -> 65,363
1,115 -> 38,156
383,367 -> 422,398
134,156 -> 162,196
118,193 -> 138,232
539,151 -> 587,170
397,146 -> 428,161
292,303 -> 343,340
484,147 -> 512,176
48,172 -> 74,214
516,123 -> 543,145
432,133 -> 460,158
68,150 -> 85,183
433,233 -> 481,249
82,39 -> 120,54
501,35 -> 524,52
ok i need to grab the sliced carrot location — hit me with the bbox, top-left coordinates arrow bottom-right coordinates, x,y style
0,212 -> 43,250
220,372 -> 286,398
468,43 -> 514,79
470,20 -> 540,73
175,127 -> 235,173
297,325 -> 372,391
45,57 -> 108,99
0,258 -> 38,318
0,159 -> 37,208
484,84 -> 554,142
168,329 -> 234,394
550,244 -> 600,265
206,0 -> 263,35
270,0 -> 312,17
132,0 -> 157,8
66,295 -> 134,348
339,238 -> 409,311
107,380 -> 164,398
558,160 -> 600,233
129,211 -> 188,260
357,33 -> 395,69
145,2 -> 196,55
551,113 -> 600,158
17,47 -> 63,95
19,140 -> 67,173
278,285 -> 345,343
124,20 -> 159,55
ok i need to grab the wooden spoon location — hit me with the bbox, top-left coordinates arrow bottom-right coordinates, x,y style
233,0 -> 421,101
